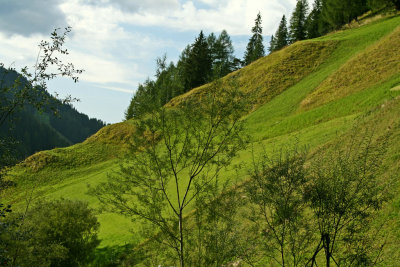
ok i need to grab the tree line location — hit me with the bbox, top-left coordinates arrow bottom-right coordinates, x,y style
125,0 -> 399,121
124,29 -> 243,120
270,0 -> 400,52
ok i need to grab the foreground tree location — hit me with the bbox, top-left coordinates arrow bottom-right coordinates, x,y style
185,177 -> 244,266
0,27 -> 83,263
246,148 -> 313,266
93,81 -> 248,267
2,199 -> 99,267
246,130 -> 390,266
305,132 -> 389,266
244,12 -> 265,65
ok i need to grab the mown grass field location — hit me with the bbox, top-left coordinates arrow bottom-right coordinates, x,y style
4,13 -> 400,263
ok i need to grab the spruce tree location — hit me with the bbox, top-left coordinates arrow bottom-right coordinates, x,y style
322,0 -> 368,29
207,32 -> 218,64
186,31 -> 212,90
306,0 -> 323,39
273,15 -> 289,51
244,12 -> 265,65
213,30 -> 235,78
289,0 -> 309,43
268,35 -> 277,53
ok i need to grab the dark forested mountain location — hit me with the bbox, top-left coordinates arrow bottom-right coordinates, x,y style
0,66 -> 106,159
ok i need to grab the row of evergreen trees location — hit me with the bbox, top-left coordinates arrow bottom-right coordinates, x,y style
125,0 -> 399,120
270,0 -> 399,53
125,30 -> 242,120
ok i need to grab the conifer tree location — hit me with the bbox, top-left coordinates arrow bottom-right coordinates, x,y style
244,12 -> 265,65
179,32 -> 212,92
322,0 -> 368,29
273,15 -> 289,51
213,30 -> 235,78
268,35 -> 277,53
306,0 -> 323,39
207,32 -> 218,63
188,31 -> 212,89
289,0 -> 309,43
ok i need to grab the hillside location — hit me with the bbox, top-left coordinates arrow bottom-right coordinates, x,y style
4,14 -> 400,265
0,67 -> 106,158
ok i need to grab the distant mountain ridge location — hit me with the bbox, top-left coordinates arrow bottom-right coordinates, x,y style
0,66 -> 106,158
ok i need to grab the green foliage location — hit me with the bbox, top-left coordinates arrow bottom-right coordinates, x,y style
271,15 -> 289,52
93,81 -> 249,267
0,27 -> 82,129
289,0 -> 310,43
304,131 -> 390,266
184,31 -> 213,91
246,131 -> 392,266
246,147 -> 313,266
306,0 -> 324,38
0,28 -> 85,265
186,178 -> 244,267
2,199 -> 100,267
321,0 -> 369,29
3,14 -> 400,264
244,12 -> 265,65
125,29 -> 238,120
210,30 -> 238,78
268,34 -> 276,53
368,0 -> 400,10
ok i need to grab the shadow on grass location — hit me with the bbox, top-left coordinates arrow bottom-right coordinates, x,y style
90,244 -> 144,267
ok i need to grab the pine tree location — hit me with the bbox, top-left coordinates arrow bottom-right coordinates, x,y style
306,0 -> 323,39
244,12 -> 265,65
322,0 -> 368,29
213,30 -> 235,78
268,35 -> 277,53
186,31 -> 213,90
207,32 -> 218,63
273,15 -> 289,51
289,0 -> 309,43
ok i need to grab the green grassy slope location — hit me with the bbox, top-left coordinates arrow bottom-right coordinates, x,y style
4,14 -> 400,253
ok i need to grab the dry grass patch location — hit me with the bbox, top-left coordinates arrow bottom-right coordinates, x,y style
168,41 -> 337,109
301,26 -> 400,110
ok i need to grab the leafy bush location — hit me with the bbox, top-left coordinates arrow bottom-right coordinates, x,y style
2,199 -> 100,267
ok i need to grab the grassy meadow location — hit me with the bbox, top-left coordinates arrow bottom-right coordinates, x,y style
4,13 -> 400,264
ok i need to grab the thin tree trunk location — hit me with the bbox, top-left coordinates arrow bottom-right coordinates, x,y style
179,211 -> 185,267
324,234 -> 330,267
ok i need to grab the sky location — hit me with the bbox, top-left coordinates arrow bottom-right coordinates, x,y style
0,0 -> 297,123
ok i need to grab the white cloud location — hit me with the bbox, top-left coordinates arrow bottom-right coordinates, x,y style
120,0 -> 297,35
0,32 -> 45,70
84,0 -> 180,13
0,0 -> 297,123
95,85 -> 135,94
